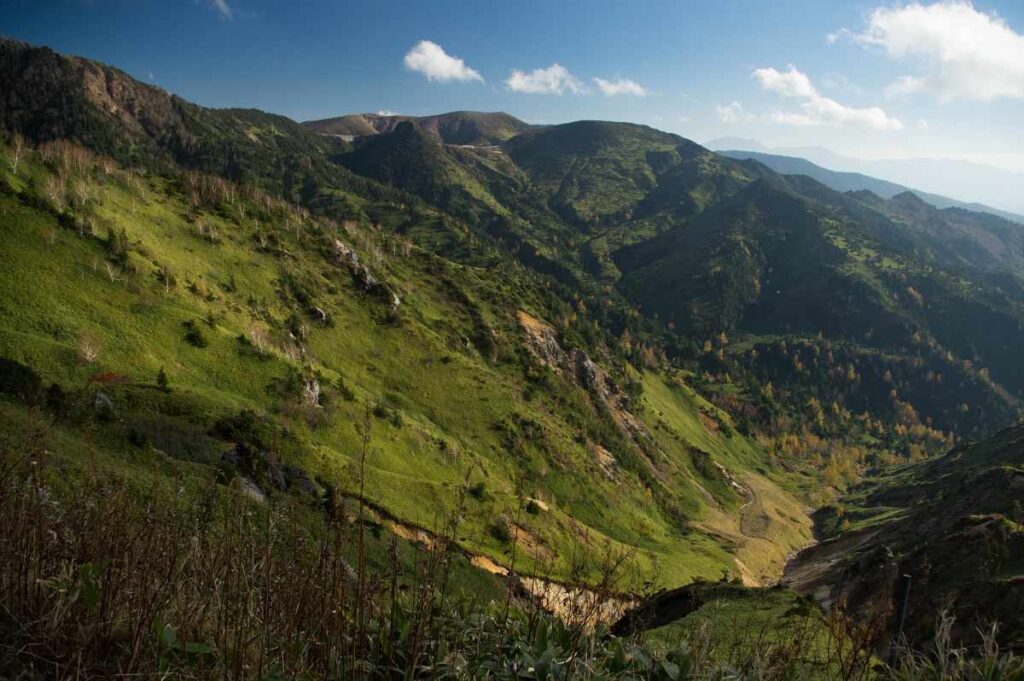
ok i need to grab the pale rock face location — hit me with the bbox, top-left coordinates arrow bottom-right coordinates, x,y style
516,309 -> 654,455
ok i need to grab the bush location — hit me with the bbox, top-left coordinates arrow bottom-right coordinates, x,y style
372,400 -> 403,428
489,517 -> 511,543
44,383 -> 69,419
335,377 -> 356,401
183,320 -> 209,348
0,357 -> 42,405
127,427 -> 149,448
468,481 -> 487,501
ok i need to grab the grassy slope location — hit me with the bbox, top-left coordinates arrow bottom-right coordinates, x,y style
0,143 -> 811,589
644,585 -> 846,678
786,424 -> 1024,648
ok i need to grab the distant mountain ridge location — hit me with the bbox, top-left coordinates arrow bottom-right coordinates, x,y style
303,111 -> 533,146
717,149 -> 1024,225
707,137 -> 1024,218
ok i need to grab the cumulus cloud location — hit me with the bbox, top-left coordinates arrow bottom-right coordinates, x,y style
843,1 -> 1024,101
207,0 -> 232,19
403,40 -> 483,83
715,101 -> 747,123
753,65 -> 903,130
593,77 -> 649,97
505,64 -> 585,94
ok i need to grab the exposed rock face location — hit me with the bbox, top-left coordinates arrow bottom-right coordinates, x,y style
0,37 -> 343,183
221,444 -> 317,496
0,37 -> 186,158
516,309 -> 653,453
517,310 -> 563,368
332,239 -> 396,304
302,377 -> 321,409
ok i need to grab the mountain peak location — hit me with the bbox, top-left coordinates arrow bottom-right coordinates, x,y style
891,190 -> 929,207
303,110 -> 531,145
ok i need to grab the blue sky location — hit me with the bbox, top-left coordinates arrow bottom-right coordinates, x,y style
4,0 -> 1024,171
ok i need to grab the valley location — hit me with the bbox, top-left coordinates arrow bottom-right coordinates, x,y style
0,32 -> 1022,679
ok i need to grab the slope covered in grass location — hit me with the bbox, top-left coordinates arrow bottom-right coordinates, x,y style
785,424 -> 1024,650
0,132 -> 815,589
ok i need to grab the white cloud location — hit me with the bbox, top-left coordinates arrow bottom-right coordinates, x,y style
755,66 -> 817,99
403,40 -> 483,83
207,0 -> 232,19
846,1 -> 1024,101
505,64 -> 585,94
715,101 -> 746,123
753,65 -> 903,130
593,77 -> 649,97
820,73 -> 863,95
376,110 -> 399,117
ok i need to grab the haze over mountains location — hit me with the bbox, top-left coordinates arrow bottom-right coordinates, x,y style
1,36 -> 1023,674
708,137 -> 1024,218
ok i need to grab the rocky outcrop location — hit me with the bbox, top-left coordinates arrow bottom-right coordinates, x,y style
332,239 -> 398,310
517,310 -> 654,453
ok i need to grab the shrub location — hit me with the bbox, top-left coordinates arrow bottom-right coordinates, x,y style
105,226 -> 130,265
468,481 -> 487,501
489,517 -> 511,543
372,400 -> 403,428
183,320 -> 209,348
335,377 -> 356,401
44,383 -> 69,418
0,357 -> 42,405
127,427 -> 149,448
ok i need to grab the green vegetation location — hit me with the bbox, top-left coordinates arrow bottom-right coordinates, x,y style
2,36 -> 1024,676
5,426 -> 1018,679
0,128 -> 810,591
787,424 -> 1024,651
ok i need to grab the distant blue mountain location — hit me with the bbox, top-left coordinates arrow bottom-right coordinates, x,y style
714,149 -> 1024,225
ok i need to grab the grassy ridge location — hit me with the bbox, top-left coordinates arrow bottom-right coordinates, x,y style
0,138 -> 813,588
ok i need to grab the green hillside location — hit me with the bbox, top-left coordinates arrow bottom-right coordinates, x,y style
2,37 -> 1024,672
0,89 -> 812,591
303,111 -> 533,145
785,424 -> 1024,651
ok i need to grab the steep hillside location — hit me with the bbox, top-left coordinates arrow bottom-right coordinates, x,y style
332,115 -> 1024,462
2,37 -> 1024,605
502,121 -> 722,227
0,37 -> 412,213
0,43 -> 819,590
785,424 -> 1024,651
616,174 -> 1023,439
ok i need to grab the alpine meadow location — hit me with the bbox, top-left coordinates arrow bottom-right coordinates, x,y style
0,2 -> 1023,679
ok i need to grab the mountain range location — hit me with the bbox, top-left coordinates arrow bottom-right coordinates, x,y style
1,36 -> 1022,667
708,137 -> 1024,219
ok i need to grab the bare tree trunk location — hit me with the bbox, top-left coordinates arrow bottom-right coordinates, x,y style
8,132 -> 24,176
